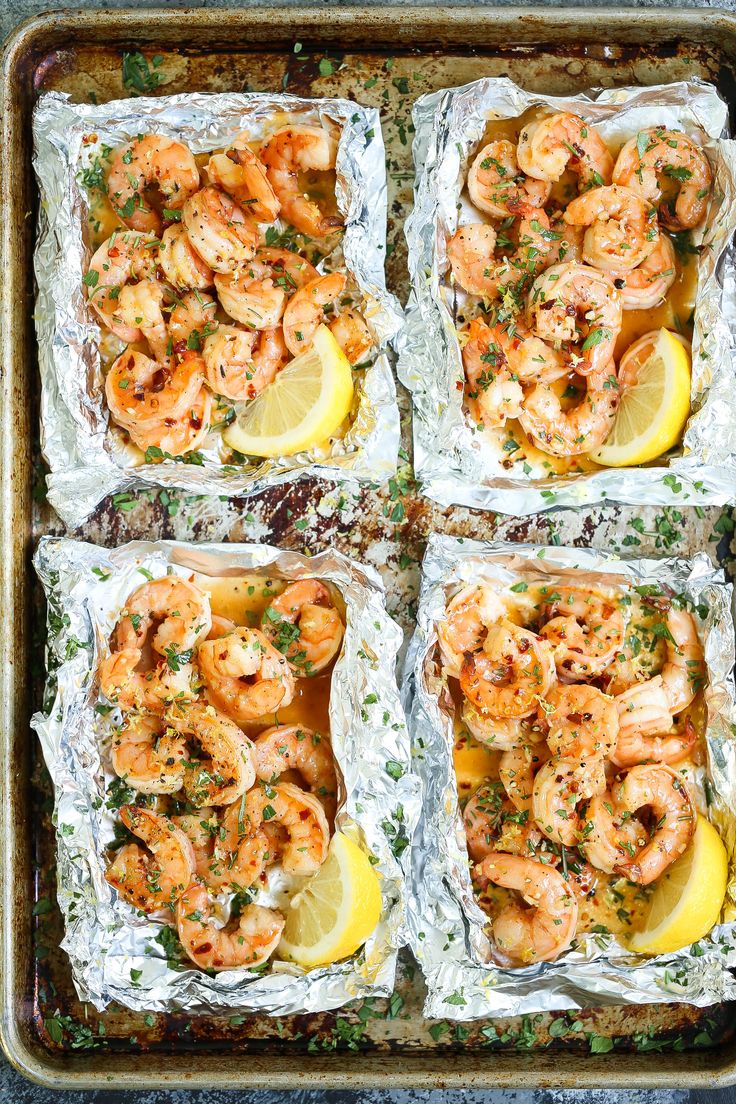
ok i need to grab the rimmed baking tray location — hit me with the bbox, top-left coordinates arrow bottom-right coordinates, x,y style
2,4 -> 736,1089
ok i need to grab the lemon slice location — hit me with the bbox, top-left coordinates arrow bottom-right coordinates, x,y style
591,328 -> 691,467
278,831 -> 382,969
223,325 -> 354,458
627,815 -> 728,956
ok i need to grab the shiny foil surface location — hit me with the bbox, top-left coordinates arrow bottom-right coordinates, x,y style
32,537 -> 419,1014
400,78 -> 736,513
33,91 -> 402,528
405,532 -> 736,1020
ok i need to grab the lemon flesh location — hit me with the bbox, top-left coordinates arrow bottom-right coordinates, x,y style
627,815 -> 728,956
278,831 -> 382,969
223,324 -> 354,459
591,328 -> 691,467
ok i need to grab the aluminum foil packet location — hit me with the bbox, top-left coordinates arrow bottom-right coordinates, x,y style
399,78 -> 736,513
32,536 -> 419,1015
33,91 -> 403,529
404,532 -> 736,1020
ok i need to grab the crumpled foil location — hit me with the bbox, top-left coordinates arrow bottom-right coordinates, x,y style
32,536 -> 419,1015
399,78 -> 736,513
33,91 -> 403,529
405,532 -> 736,1020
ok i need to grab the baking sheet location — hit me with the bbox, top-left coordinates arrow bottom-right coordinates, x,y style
3,5 -> 736,1088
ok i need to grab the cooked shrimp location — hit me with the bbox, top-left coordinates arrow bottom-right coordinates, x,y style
462,318 -> 524,430
255,247 -> 320,293
612,715 -> 698,768
466,316 -> 568,391
114,575 -> 212,656
508,329 -> 568,386
447,224 -> 499,298
99,647 -> 197,713
580,793 -> 647,875
600,623 -> 665,696
281,272 -> 347,357
86,231 -> 159,342
491,209 -> 559,293
612,763 -> 695,884
563,184 -> 659,273
612,128 -> 712,230
260,124 -> 341,238
127,387 -> 211,457
329,307 -> 373,365
532,755 -> 606,846
171,808 -> 219,882
467,139 -> 551,218
615,675 -> 674,742
460,621 -> 556,719
437,582 -> 510,679
235,781 -> 330,875
449,212 -> 557,300
206,136 -> 280,223
518,368 -> 618,457
167,291 -> 219,350
543,684 -> 619,759
261,580 -> 344,676
474,853 -> 578,965
517,112 -> 613,192
615,607 -> 705,738
539,585 -> 625,679
610,233 -> 676,311
197,626 -> 295,722
208,801 -> 270,891
462,702 -> 524,751
252,327 -> 288,388
116,279 -> 170,363
182,186 -> 259,273
106,804 -> 195,913
214,262 -> 288,330
463,781 -> 507,861
526,263 -> 622,375
202,324 -> 286,402
208,614 -> 237,639
617,330 -> 690,390
601,654 -> 641,698
464,781 -> 546,862
165,701 -> 256,806
177,883 -> 284,971
254,724 -> 338,821
105,349 -> 204,429
110,713 -> 187,795
499,741 -> 551,814
107,134 -> 200,234
158,223 -> 214,291
564,859 -> 602,908
659,607 -> 705,714
544,219 -> 584,267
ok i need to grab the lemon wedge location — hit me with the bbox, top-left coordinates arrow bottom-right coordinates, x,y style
278,831 -> 382,968
627,815 -> 728,956
223,324 -> 354,458
591,328 -> 691,467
